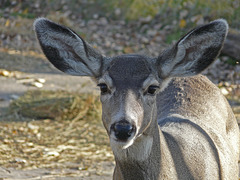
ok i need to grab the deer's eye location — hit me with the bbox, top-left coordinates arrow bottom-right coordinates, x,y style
147,85 -> 159,95
97,83 -> 109,94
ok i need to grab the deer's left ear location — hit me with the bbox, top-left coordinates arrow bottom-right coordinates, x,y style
34,18 -> 108,78
156,19 -> 228,78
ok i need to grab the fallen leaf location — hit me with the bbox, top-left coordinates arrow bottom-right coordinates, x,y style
5,19 -> 10,27
179,19 -> 186,28
22,8 -> 28,14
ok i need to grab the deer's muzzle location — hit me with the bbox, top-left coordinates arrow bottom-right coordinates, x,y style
110,120 -> 136,141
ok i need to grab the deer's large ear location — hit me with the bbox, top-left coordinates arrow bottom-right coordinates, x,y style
157,19 -> 228,78
34,18 -> 107,78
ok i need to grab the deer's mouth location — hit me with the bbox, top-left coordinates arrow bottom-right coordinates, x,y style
110,135 -> 136,149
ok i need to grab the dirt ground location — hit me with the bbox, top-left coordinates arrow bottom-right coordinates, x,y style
0,50 -> 116,179
0,162 -> 114,179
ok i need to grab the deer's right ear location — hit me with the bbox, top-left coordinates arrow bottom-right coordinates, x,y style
34,18 -> 107,78
156,19 -> 228,79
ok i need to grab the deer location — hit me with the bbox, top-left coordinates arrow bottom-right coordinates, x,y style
34,18 -> 239,179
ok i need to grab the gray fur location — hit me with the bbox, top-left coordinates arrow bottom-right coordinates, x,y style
157,19 -> 228,78
34,18 -> 108,77
34,18 -> 239,179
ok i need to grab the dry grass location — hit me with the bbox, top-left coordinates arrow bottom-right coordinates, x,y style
8,90 -> 101,121
0,90 -> 114,172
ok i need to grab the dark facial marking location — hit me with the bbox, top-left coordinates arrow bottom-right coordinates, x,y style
108,55 -> 152,89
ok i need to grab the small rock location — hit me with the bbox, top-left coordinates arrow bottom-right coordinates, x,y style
140,15 -> 152,23
99,17 -> 108,26
10,94 -> 19,100
180,10 -> 188,19
36,133 -> 41,140
93,14 -> 99,19
147,29 -> 157,37
141,37 -> 149,44
14,158 -> 27,164
36,78 -> 46,84
153,24 -> 162,30
44,151 -> 60,157
115,8 -> 121,16
0,69 -> 10,77
31,82 -> 43,88
220,87 -> 229,95
27,123 -> 39,134
105,40 -> 111,47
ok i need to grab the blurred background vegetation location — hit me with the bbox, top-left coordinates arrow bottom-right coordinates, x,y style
1,0 -> 239,65
1,0 -> 240,28
0,0 -> 239,102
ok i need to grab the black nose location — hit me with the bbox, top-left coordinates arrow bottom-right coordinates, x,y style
111,120 -> 136,141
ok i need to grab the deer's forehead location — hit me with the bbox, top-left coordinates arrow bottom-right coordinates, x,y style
108,56 -> 152,84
